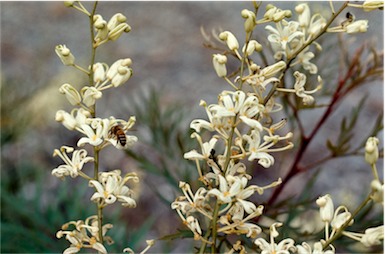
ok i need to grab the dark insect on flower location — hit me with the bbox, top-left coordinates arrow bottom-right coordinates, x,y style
346,12 -> 354,21
109,125 -> 126,146
341,12 -> 355,28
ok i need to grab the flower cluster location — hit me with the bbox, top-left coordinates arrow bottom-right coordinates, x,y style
56,215 -> 113,254
172,4 -> 301,251
253,190 -> 383,253
173,1 -> 383,253
172,82 -> 293,250
52,2 -> 141,253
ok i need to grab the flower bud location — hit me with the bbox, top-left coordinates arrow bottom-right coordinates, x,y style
81,86 -> 102,107
93,63 -> 107,83
296,4 -> 310,27
370,179 -> 384,204
108,23 -> 131,41
241,9 -> 256,33
316,194 -> 334,222
111,67 -> 133,87
55,110 -> 77,130
243,40 -> 262,56
107,13 -> 127,31
59,83 -> 81,105
365,137 -> 379,165
273,10 -> 292,22
212,54 -> 227,77
362,0 -> 384,12
346,20 -> 368,33
331,206 -> 352,230
55,45 -> 75,66
219,31 -> 239,51
260,61 -> 286,78
64,1 -> 75,7
264,5 -> 277,19
361,225 -> 384,247
107,58 -> 132,80
94,15 -> 108,43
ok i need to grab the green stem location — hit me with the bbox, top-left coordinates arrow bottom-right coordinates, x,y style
198,228 -> 212,254
371,163 -> 380,181
210,201 -> 221,253
89,1 -> 98,87
88,1 -> 104,245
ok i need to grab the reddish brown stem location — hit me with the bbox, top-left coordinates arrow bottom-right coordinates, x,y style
266,46 -> 364,207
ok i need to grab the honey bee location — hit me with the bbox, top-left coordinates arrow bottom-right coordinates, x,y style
109,125 -> 126,147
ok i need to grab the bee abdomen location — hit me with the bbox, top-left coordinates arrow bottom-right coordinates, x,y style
117,134 -> 126,146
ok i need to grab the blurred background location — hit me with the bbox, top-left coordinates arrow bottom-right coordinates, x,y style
1,1 -> 383,253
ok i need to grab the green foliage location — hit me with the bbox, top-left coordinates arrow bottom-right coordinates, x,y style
126,88 -> 196,202
0,164 -> 152,253
326,96 -> 383,157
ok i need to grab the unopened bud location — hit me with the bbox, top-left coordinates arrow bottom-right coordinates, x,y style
55,45 -> 75,66
316,194 -> 334,222
219,31 -> 239,51
59,83 -> 81,105
365,137 -> 379,165
241,9 -> 256,33
212,54 -> 227,77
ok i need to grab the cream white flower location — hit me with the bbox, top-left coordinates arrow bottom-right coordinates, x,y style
330,206 -> 352,230
103,116 -> 138,149
361,225 -> 384,247
94,15 -> 108,43
370,179 -> 384,203
109,22 -> 131,41
296,241 -> 335,254
260,61 -> 287,78
106,13 -> 131,41
219,31 -> 239,51
184,134 -> 218,161
107,13 -> 127,31
362,0 -> 384,11
263,5 -> 292,23
56,215 -> 112,254
242,40 -> 263,56
218,210 -> 263,238
241,9 -> 256,33
123,239 -> 155,254
243,130 -> 275,167
55,44 -> 75,66
307,14 -> 326,39
365,136 -> 379,165
208,175 -> 267,218
296,3 -> 311,28
295,3 -> 326,41
316,194 -> 334,223
346,20 -> 368,33
211,91 -> 263,131
186,216 -> 203,240
291,51 -> 318,74
55,108 -> 91,131
55,110 -> 78,130
106,58 -> 133,87
52,146 -> 94,179
89,170 -> 139,208
276,71 -> 322,105
265,21 -> 304,58
81,86 -> 102,107
254,223 -> 296,254
77,123 -> 104,147
213,54 -> 227,77
59,83 -> 81,105
93,62 -> 108,83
